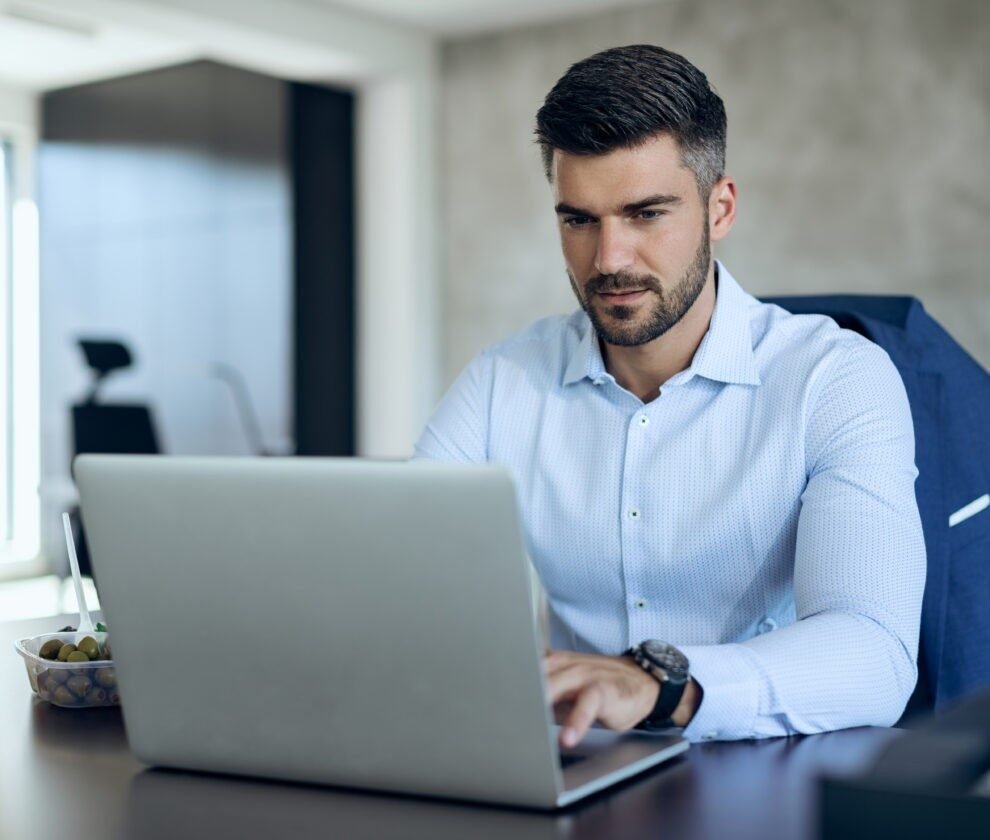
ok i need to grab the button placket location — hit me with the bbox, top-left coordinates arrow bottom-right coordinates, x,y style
621,408 -> 648,637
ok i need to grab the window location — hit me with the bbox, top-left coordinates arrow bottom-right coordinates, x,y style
0,137 -> 41,575
0,139 -> 11,546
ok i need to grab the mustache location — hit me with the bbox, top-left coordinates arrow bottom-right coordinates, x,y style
585,272 -> 662,297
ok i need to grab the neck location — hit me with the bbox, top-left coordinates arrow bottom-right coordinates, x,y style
601,267 -> 717,402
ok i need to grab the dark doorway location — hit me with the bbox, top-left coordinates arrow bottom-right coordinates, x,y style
290,82 -> 355,456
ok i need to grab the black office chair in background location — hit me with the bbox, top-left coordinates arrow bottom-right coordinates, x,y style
67,339 -> 161,585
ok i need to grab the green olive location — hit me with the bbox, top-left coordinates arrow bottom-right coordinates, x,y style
52,685 -> 76,706
66,650 -> 90,663
66,675 -> 92,698
39,639 -> 63,660
56,643 -> 77,662
94,668 -> 117,689
47,668 -> 68,684
83,688 -> 107,705
36,670 -> 49,690
77,637 -> 100,659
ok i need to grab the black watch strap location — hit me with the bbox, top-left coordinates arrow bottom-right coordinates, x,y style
641,675 -> 686,730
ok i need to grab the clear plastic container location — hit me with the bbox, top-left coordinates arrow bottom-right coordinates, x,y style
14,631 -> 119,708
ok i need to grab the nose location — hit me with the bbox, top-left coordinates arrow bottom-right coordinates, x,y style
593,218 -> 635,276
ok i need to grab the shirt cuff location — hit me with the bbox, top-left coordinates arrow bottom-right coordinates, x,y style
676,643 -> 762,742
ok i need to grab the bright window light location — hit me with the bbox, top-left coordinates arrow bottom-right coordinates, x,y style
9,197 -> 41,563
0,136 -> 41,569
0,141 -> 9,545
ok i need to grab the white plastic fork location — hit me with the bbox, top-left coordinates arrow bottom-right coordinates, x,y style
62,511 -> 96,641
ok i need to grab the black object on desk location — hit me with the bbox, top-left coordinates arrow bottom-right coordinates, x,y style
820,688 -> 990,839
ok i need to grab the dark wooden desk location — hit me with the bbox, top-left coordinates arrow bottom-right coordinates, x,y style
3,615 -> 901,839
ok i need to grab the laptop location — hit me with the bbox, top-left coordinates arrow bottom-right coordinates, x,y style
75,455 -> 688,809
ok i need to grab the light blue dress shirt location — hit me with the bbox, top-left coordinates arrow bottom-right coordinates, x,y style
414,262 -> 926,742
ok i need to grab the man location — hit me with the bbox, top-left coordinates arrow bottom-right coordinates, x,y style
415,45 -> 925,746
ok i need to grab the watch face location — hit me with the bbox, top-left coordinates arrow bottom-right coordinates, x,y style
641,641 -> 689,680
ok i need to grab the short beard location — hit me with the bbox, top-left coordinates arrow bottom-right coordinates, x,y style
569,225 -> 711,348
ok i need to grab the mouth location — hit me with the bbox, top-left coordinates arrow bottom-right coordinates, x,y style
597,289 -> 649,305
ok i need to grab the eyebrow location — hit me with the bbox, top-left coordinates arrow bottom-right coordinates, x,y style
554,193 -> 683,217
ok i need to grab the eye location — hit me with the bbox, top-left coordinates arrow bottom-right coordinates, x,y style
637,209 -> 666,221
563,215 -> 593,228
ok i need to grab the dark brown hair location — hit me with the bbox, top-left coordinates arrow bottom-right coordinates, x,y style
535,44 -> 727,197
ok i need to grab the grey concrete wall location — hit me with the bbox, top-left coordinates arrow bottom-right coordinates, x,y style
440,0 -> 989,382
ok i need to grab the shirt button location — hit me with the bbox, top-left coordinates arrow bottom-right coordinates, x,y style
593,377 -> 605,386
758,618 -> 777,634
628,508 -> 640,519
634,598 -> 648,610
702,731 -> 718,741
638,414 -> 649,426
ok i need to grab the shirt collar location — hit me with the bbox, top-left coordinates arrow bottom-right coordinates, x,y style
687,262 -> 762,386
562,314 -> 607,386
562,260 -> 762,388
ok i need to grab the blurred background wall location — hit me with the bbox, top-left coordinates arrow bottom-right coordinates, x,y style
441,0 -> 989,381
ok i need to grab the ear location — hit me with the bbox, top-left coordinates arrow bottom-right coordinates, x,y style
708,176 -> 736,243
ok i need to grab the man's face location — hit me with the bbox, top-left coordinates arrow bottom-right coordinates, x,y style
552,134 -> 712,347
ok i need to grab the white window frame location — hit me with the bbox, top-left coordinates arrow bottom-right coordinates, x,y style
0,131 -> 42,579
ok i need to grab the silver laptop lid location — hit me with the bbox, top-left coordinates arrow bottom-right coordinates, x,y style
76,456 -> 563,808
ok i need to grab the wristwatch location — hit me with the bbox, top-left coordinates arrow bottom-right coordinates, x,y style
626,640 -> 690,730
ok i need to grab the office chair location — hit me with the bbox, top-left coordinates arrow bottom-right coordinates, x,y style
68,339 -> 162,582
764,294 -> 990,715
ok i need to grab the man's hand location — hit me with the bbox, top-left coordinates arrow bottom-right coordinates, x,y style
543,650 -> 661,748
544,650 -> 703,747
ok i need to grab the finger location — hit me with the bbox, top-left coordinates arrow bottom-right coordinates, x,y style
561,685 -> 603,748
546,663 -> 592,706
551,699 -> 574,725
